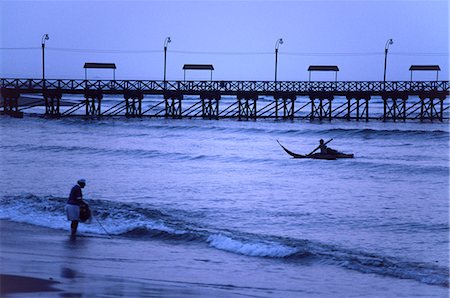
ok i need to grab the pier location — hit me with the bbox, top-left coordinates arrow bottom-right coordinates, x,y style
1,78 -> 449,122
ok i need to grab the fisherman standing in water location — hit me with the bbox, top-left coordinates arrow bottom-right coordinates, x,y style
66,179 -> 86,237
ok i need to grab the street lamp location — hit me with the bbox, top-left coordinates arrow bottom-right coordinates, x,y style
383,38 -> 393,83
41,34 -> 49,83
164,37 -> 171,86
275,38 -> 283,83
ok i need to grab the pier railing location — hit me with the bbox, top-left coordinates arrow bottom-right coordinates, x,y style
1,78 -> 449,95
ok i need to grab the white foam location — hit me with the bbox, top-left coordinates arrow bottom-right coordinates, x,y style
0,204 -> 72,232
207,234 -> 297,258
85,216 -> 185,236
0,196 -> 183,236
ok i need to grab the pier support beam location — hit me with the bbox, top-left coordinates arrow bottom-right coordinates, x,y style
164,91 -> 183,119
418,92 -> 447,122
346,93 -> 370,121
0,88 -> 22,118
200,92 -> 220,119
275,92 -> 296,120
382,93 -> 408,122
84,91 -> 103,116
309,93 -> 333,121
237,92 -> 258,120
44,89 -> 62,118
124,91 -> 144,117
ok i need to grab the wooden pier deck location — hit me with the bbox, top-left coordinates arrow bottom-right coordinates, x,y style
1,78 -> 449,121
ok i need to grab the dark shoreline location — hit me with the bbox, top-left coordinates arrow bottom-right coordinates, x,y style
0,274 -> 60,295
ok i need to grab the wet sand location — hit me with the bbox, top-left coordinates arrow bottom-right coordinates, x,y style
0,274 -> 60,295
1,220 -> 445,297
0,220 -> 246,297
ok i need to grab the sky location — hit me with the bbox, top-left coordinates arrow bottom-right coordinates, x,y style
0,0 -> 448,81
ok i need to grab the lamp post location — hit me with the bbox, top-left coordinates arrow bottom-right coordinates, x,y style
164,37 -> 171,87
383,38 -> 393,83
41,34 -> 49,83
275,38 -> 283,84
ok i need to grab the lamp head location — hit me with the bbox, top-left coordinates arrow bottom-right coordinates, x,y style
164,37 -> 171,47
385,38 -> 394,50
42,34 -> 49,45
275,38 -> 284,49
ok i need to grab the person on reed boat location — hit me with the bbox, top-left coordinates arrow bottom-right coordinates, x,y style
319,139 -> 338,155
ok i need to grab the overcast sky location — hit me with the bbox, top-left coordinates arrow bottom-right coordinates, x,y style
1,0 -> 448,81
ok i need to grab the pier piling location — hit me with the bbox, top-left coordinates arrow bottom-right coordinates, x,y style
418,93 -> 446,122
237,92 -> 258,120
310,93 -> 333,121
1,88 -> 22,118
44,89 -> 62,118
200,92 -> 220,120
346,93 -> 370,121
84,91 -> 103,117
164,91 -> 183,119
124,91 -> 144,117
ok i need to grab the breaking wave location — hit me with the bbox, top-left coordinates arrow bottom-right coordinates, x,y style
0,194 -> 448,287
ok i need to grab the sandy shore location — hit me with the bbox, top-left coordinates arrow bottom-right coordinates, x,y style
1,220 -> 446,297
3,220 -> 336,297
0,220 -> 248,297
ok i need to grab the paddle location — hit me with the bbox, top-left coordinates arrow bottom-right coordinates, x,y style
307,138 -> 333,156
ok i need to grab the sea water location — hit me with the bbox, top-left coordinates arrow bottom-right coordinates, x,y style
0,97 -> 449,296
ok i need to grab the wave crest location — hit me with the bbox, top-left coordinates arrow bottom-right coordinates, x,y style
207,234 -> 298,258
1,194 -> 448,287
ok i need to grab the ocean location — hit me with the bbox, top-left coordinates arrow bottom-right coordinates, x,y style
0,98 -> 449,297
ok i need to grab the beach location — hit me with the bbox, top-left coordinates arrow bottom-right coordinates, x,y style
2,220 -> 276,297
1,220 -> 264,297
0,115 -> 448,297
2,220 -> 448,297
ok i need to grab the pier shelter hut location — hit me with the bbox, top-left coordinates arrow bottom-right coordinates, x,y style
84,63 -> 117,80
308,66 -> 339,82
409,65 -> 441,81
183,64 -> 214,81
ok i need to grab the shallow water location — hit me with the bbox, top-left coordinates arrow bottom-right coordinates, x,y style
0,111 -> 448,296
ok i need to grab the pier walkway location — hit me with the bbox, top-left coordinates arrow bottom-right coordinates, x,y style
1,78 -> 449,121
